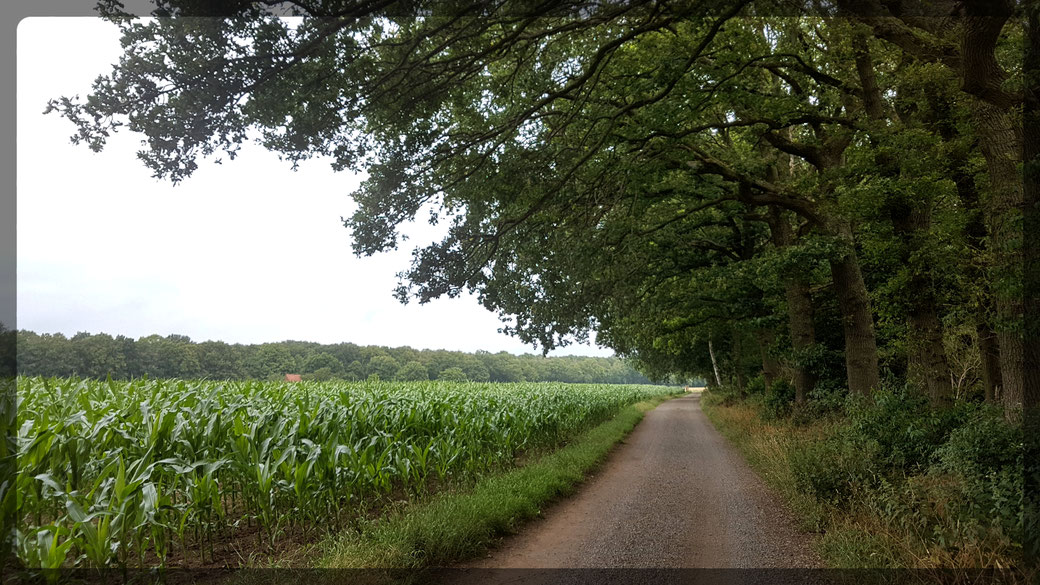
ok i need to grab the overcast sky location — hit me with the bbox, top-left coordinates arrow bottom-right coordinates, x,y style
16,17 -> 611,357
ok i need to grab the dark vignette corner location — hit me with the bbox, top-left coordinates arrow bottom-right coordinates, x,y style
1022,0 -> 1039,575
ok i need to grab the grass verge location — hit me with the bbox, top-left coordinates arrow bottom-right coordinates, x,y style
700,397 -> 834,536
699,398 -> 895,567
316,395 -> 674,569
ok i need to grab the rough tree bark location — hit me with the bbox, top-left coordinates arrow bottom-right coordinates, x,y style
767,208 -> 817,404
890,205 -> 955,405
732,328 -> 747,399
829,223 -> 882,396
973,99 -> 1025,416
957,2 -> 1024,417
755,328 -> 782,391
979,323 -> 1003,403
907,306 -> 955,405
1023,3 -> 1040,416
785,281 -> 818,405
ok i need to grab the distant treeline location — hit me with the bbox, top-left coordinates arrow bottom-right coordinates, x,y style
12,328 -> 677,385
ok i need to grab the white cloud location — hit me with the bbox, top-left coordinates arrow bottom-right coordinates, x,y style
16,18 -> 612,357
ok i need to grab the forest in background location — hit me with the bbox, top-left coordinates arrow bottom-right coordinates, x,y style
11,327 -> 668,385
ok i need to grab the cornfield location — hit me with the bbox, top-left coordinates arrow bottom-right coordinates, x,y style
8,377 -> 671,568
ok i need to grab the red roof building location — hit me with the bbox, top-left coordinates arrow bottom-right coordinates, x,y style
285,374 -> 302,382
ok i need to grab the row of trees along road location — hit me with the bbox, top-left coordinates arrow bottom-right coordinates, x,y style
12,327 -> 665,385
49,0 -> 1034,418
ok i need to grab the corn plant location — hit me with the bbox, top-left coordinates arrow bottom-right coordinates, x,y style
15,377 -> 673,568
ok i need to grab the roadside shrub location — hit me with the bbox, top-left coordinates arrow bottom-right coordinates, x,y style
703,385 -> 740,407
745,375 -> 766,396
700,388 -> 723,406
930,407 -> 1024,540
719,391 -> 740,407
865,473 -> 976,551
761,379 -> 795,420
864,466 -> 1022,560
789,435 -> 877,504
844,384 -> 971,473
805,380 -> 848,418
933,405 -> 1022,477
791,381 -> 847,426
963,467 -> 1023,543
744,391 -> 765,410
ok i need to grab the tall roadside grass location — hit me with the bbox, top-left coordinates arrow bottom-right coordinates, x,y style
701,382 -> 1023,571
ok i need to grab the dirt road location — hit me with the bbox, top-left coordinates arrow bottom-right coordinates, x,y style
452,394 -> 820,579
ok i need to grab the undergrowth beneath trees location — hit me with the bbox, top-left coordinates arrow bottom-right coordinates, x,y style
702,380 -> 1023,571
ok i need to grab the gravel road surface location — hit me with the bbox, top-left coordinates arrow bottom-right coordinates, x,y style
442,394 -> 822,584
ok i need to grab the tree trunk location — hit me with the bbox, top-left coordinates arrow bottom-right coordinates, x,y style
890,204 -> 955,406
829,234 -> 881,396
807,51 -> 881,397
768,208 -> 817,405
951,131 -> 1003,404
708,337 -> 723,389
732,328 -> 746,399
916,22 -> 1009,407
1024,6 -> 1040,418
785,280 -> 817,405
1022,9 -> 1039,570
857,31 -> 952,404
978,321 -> 1003,403
755,328 -> 781,391
907,309 -> 954,406
972,99 -> 1025,417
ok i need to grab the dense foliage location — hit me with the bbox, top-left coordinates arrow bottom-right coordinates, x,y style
14,329 -> 671,385
705,381 -> 1023,567
46,1 -> 1030,417
12,377 -> 673,569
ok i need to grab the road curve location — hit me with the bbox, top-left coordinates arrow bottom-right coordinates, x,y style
459,394 -> 820,571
